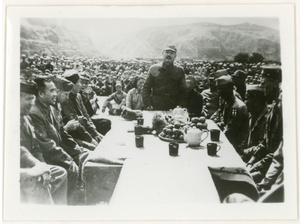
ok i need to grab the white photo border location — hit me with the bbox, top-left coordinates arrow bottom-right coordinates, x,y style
2,0 -> 299,222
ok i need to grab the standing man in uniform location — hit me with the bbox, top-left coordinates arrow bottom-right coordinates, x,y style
213,75 -> 249,153
142,45 -> 187,110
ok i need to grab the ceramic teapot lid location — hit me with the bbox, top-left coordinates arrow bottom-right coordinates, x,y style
187,126 -> 201,134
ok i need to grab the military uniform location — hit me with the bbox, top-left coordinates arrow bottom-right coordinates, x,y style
247,66 -> 283,183
63,71 -> 111,136
257,141 -> 283,190
185,88 -> 203,118
61,92 -> 102,138
20,116 -> 68,204
247,105 -> 269,148
224,96 -> 248,151
265,93 -> 283,153
142,62 -> 187,110
80,89 -> 99,117
247,94 -> 283,182
213,95 -> 249,152
30,98 -> 82,204
201,88 -> 219,118
52,102 -> 97,149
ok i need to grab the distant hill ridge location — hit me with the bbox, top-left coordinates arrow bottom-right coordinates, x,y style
21,20 -> 280,61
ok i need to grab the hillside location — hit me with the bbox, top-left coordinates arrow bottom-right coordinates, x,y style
20,19 -> 106,58
20,19 -> 280,61
101,22 -> 280,61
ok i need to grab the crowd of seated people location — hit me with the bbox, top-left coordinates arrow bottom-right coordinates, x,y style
20,53 -> 283,204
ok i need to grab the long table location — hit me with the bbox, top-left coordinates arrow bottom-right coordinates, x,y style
84,110 -> 247,205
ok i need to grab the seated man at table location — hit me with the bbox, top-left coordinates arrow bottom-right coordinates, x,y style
61,70 -> 104,142
121,76 -> 145,120
241,85 -> 268,162
52,77 -> 98,150
212,75 -> 249,154
244,66 -> 283,183
201,70 -> 227,118
80,73 -> 112,136
30,77 -> 86,204
184,75 -> 203,118
20,80 -> 69,204
232,70 -> 247,101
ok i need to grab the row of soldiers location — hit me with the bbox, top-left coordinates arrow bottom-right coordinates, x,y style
20,71 -> 122,205
206,66 -> 283,198
20,52 -> 271,95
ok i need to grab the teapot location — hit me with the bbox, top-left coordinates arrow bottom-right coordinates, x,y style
183,127 -> 208,146
172,106 -> 190,123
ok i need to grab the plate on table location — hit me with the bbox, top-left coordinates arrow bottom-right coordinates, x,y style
158,133 -> 185,143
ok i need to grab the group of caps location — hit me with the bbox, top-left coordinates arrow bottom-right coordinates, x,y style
21,64 -> 282,152
21,70 -> 107,95
208,64 -> 281,93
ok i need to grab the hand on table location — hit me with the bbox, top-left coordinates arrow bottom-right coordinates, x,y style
94,134 -> 103,143
82,141 -> 97,150
146,106 -> 153,110
216,122 -> 225,130
135,110 -> 143,117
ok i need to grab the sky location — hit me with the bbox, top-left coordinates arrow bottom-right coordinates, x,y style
23,17 -> 279,57
52,17 -> 278,48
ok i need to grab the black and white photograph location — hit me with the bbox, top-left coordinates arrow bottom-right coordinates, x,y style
2,1 -> 299,222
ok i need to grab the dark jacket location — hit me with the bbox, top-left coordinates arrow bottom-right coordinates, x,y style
142,62 -> 187,110
20,115 -> 45,163
61,92 -> 99,138
247,105 -> 268,148
29,99 -> 80,168
265,94 -> 283,153
185,89 -> 203,118
213,95 -> 249,152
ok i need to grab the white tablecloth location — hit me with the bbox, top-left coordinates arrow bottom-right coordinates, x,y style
85,110 -> 246,204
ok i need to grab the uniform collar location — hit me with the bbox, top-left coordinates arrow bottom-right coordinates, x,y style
69,92 -> 77,99
160,62 -> 174,70
135,88 -> 142,94
35,98 -> 51,113
226,94 -> 236,105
